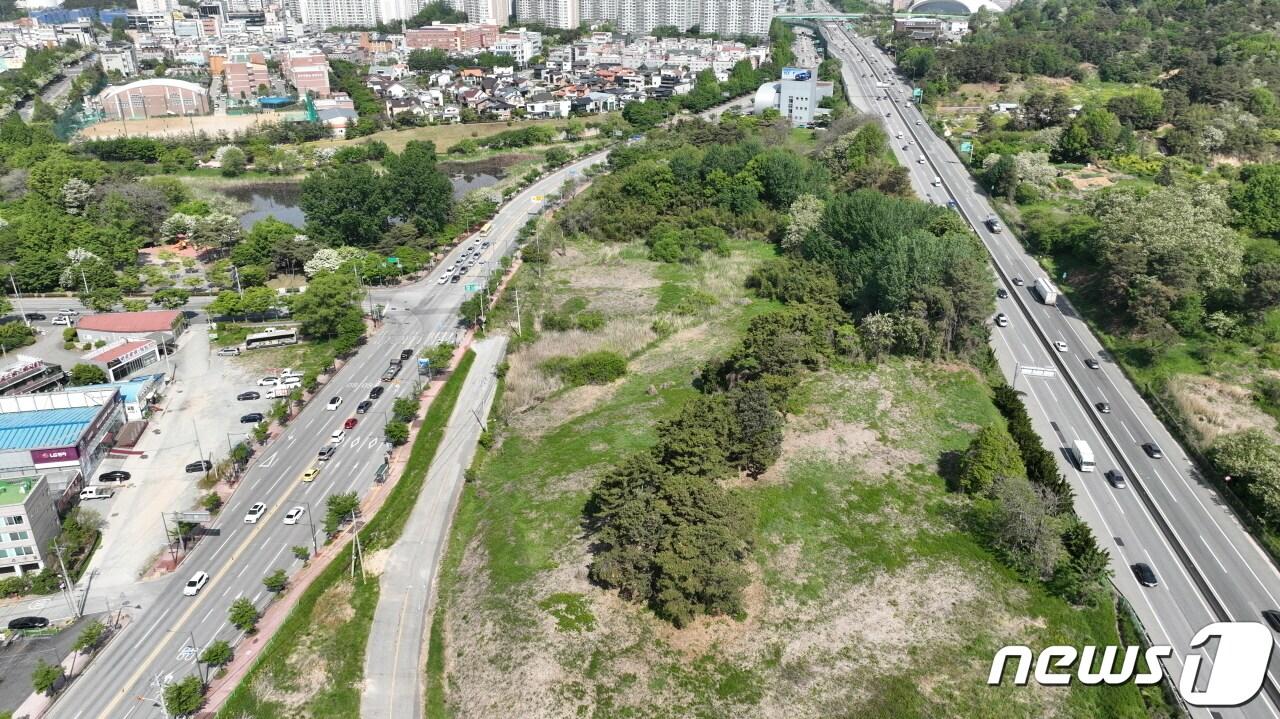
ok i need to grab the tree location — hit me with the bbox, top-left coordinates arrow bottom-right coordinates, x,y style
152,287 -> 190,309
421,342 -> 456,371
80,287 -> 122,312
324,491 -> 360,535
262,568 -> 287,593
228,597 -> 260,633
300,163 -> 389,246
898,46 -> 936,79
957,424 -> 1025,494
291,271 -> 363,347
727,382 -> 783,477
68,363 -> 108,386
32,659 -> 63,695
384,141 -> 453,234
199,639 -> 233,669
162,675 -> 205,717
622,100 -> 669,130
1208,429 -> 1280,525
384,420 -> 409,446
988,475 -> 1063,581
220,147 -> 246,177
407,48 -> 449,73
392,396 -> 420,422
1232,164 -> 1280,239
73,620 -> 107,654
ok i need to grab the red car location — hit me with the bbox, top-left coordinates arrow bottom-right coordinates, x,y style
344,417 -> 358,430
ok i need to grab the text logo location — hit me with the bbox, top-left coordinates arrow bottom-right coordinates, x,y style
989,622 -> 1273,707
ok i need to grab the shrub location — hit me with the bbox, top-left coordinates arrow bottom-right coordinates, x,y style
542,351 -> 627,386
262,569 -> 287,593
201,492 -> 222,513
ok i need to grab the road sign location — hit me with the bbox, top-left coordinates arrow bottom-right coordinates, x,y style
960,141 -> 973,153
387,257 -> 399,264
172,511 -> 212,523
464,283 -> 480,292
912,87 -> 922,99
1019,365 -> 1056,378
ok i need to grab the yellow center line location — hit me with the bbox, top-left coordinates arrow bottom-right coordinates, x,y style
96,477 -> 305,718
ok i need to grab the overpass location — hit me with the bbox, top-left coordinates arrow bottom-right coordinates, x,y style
776,11 -> 971,20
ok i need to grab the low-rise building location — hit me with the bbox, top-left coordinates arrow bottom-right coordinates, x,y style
281,48 -> 329,97
99,41 -> 138,77
0,356 -> 65,397
753,68 -> 833,126
0,477 -> 60,578
81,339 -> 162,382
75,310 -> 186,347
0,387 -> 128,501
96,78 -> 211,120
404,22 -> 498,52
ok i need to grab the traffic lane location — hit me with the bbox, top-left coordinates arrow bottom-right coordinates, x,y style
992,324 -> 1234,716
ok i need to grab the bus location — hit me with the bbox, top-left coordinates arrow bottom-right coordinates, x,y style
479,221 -> 494,237
1071,440 -> 1095,472
245,327 -> 298,350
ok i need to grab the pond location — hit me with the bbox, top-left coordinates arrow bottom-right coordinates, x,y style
224,169 -> 502,230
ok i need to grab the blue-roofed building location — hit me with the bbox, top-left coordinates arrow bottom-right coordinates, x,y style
0,387 -> 126,505
70,373 -> 165,422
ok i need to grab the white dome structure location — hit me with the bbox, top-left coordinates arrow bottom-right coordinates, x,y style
753,82 -> 780,115
907,0 -> 1001,14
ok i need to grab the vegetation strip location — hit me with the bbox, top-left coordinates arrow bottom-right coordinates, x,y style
216,348 -> 475,718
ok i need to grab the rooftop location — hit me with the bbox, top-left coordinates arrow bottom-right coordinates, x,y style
77,310 -> 181,334
0,478 -> 38,507
0,405 -> 99,451
71,373 -> 164,404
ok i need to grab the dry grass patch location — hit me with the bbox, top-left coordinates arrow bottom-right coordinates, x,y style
1168,373 -> 1280,447
250,579 -> 355,711
503,318 -> 657,413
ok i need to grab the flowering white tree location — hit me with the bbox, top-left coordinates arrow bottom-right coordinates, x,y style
62,178 -> 93,215
304,248 -> 343,277
160,213 -> 198,242
60,248 -> 99,289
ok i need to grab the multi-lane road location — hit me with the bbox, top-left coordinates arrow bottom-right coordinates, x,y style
821,20 -> 1280,716
47,152 -> 608,719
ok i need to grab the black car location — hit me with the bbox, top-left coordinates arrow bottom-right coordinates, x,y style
400,349 -> 414,361
357,400 -> 373,414
1263,610 -> 1280,633
8,616 -> 49,630
240,413 -> 264,424
1105,470 -> 1127,489
996,288 -> 1008,299
1132,563 -> 1158,587
1085,358 -> 1101,370
1096,402 -> 1111,414
237,391 -> 260,401
369,386 -> 384,400
98,470 -> 130,483
23,313 -> 46,321
185,460 -> 212,473
450,274 -> 462,283
1143,443 -> 1164,459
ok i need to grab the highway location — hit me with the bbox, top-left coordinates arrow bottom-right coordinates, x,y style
47,151 -> 608,719
819,20 -> 1280,716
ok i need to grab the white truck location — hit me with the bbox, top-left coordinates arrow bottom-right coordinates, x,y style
1034,277 -> 1059,305
1071,440 -> 1095,472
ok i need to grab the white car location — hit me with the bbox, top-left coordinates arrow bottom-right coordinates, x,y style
437,274 -> 450,284
183,571 -> 209,596
280,376 -> 302,387
279,368 -> 303,379
257,376 -> 279,387
1053,341 -> 1068,352
244,502 -> 267,523
326,396 -> 342,411
283,506 -> 305,525
216,347 -> 241,356
994,313 -> 1009,327
51,315 -> 72,326
330,429 -> 346,444
444,264 -> 456,273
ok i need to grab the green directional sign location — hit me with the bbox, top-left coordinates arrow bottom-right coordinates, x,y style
960,142 -> 973,153
387,256 -> 399,264
912,87 -> 923,99
464,283 -> 480,292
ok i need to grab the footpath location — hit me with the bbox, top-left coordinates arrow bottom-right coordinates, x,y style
360,336 -> 507,719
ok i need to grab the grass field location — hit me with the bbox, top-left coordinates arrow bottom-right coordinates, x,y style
308,114 -> 620,154
425,235 -> 1150,718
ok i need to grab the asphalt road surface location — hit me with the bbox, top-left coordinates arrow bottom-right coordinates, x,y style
360,336 -> 506,719
46,150 -> 610,719
822,19 -> 1280,717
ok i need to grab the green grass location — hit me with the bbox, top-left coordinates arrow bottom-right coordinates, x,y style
218,350 -> 476,718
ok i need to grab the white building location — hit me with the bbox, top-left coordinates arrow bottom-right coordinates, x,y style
447,0 -> 511,24
753,69 -> 833,126
135,0 -> 175,14
602,0 -> 773,37
99,42 -> 139,77
514,0 -> 578,30
493,27 -> 542,65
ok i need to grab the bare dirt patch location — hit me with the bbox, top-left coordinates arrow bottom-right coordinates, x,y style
1168,373 -> 1280,447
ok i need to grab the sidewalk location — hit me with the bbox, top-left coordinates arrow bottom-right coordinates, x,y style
360,336 -> 507,719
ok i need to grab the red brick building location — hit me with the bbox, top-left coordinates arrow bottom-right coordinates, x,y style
281,50 -> 331,98
96,78 -> 211,120
404,22 -> 499,52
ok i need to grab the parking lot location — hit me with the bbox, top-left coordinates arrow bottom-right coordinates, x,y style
0,613 -> 102,714
80,325 -> 267,589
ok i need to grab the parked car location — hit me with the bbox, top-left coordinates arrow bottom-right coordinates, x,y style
243,502 -> 267,523
326,396 -> 342,411
240,413 -> 264,424
8,616 -> 49,630
79,486 -> 114,501
1105,470 -> 1127,489
283,506 -> 305,525
237,391 -> 260,401
368,386 -> 384,400
183,571 -> 209,597
98,470 -> 130,483
1143,443 -> 1164,459
257,377 -> 279,387
356,400 -> 373,414
1132,563 -> 1158,587
344,417 -> 358,430
217,347 -> 241,356
185,460 -> 212,473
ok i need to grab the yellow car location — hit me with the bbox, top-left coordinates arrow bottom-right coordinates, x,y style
302,466 -> 321,482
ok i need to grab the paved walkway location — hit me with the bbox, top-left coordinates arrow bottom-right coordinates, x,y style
360,336 -> 507,719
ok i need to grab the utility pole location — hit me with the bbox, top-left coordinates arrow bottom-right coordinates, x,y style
188,630 -> 205,683
9,274 -> 30,328
514,289 -> 521,336
303,500 -> 318,555
192,420 -> 206,464
52,542 -> 80,619
349,511 -> 364,583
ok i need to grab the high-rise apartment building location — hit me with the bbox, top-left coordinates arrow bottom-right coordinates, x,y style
444,0 -> 511,24
556,0 -> 772,36
514,0 -> 578,30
